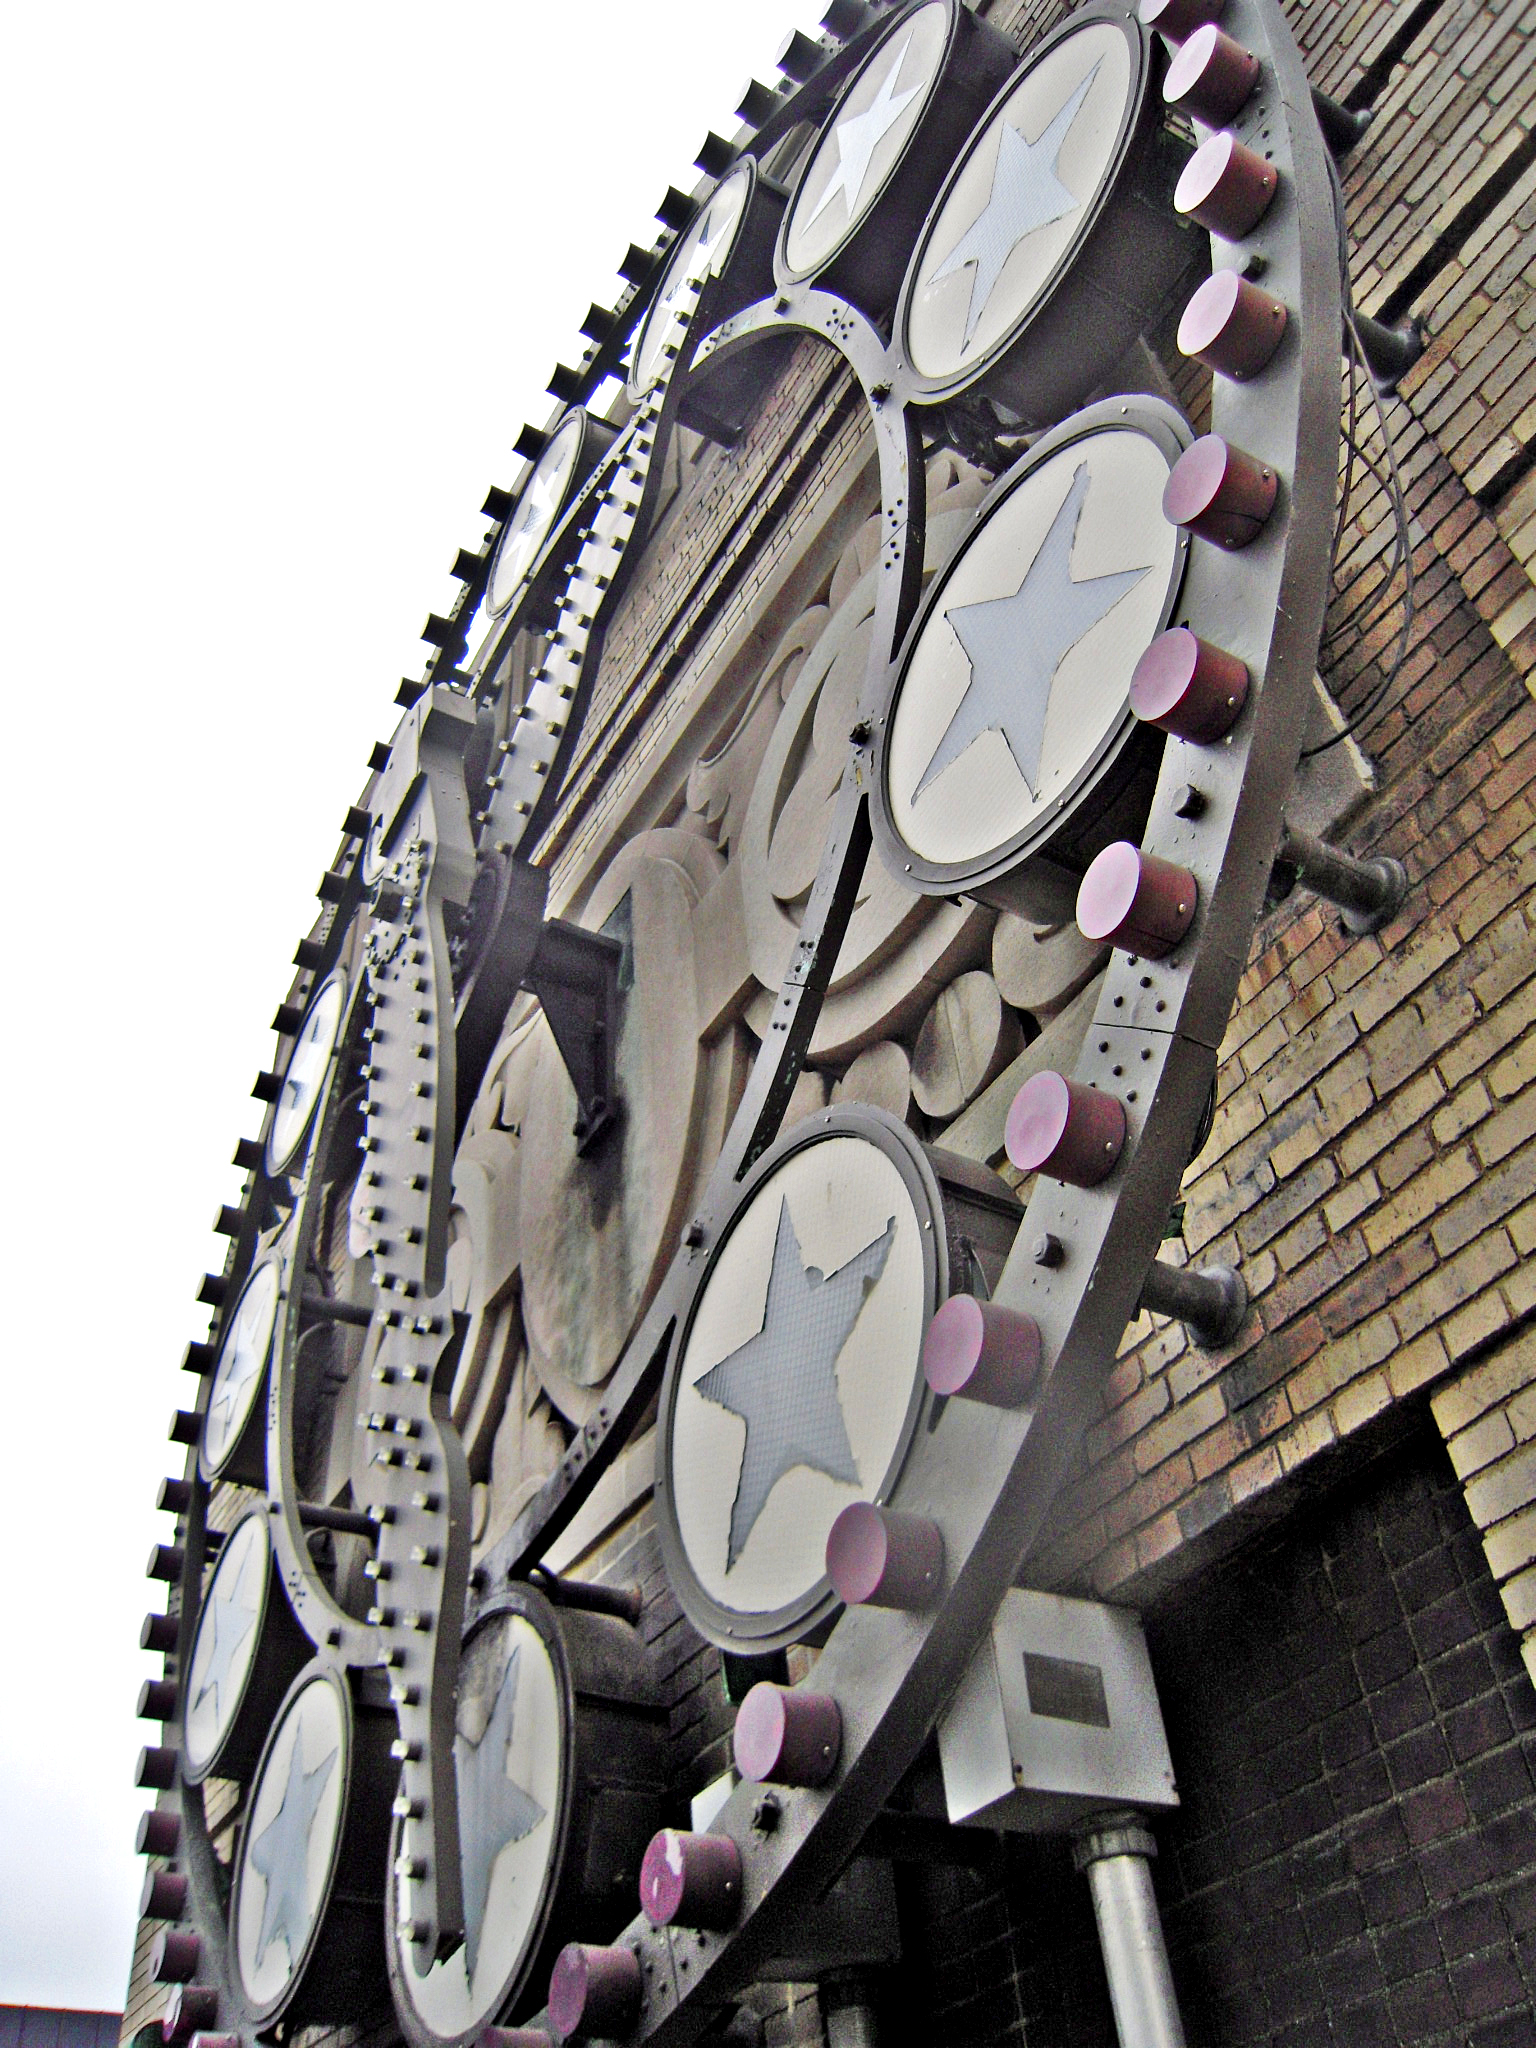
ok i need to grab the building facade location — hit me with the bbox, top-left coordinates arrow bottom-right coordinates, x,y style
127,0 -> 1536,2044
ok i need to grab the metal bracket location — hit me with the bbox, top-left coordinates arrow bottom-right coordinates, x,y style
1138,1259 -> 1247,1350
1274,819 -> 1409,934
1310,85 -> 1371,158
1352,309 -> 1426,394
522,917 -> 624,1153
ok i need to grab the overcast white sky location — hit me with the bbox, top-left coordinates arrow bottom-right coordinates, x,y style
0,1 -> 823,2010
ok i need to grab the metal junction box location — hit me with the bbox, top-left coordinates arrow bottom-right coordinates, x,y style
938,1588 -> 1178,1831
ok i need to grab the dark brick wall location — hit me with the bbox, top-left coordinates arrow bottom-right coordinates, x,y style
891,1421 -> 1536,2046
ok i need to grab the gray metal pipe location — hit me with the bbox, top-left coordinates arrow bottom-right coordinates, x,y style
1074,1816 -> 1187,2048
1277,822 -> 1408,934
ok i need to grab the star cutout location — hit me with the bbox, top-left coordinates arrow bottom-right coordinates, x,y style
508,463 -> 562,555
207,1270 -> 275,1451
247,1717 -> 339,1977
192,1533 -> 261,1724
696,1198 -> 895,1570
805,30 -> 923,232
278,1004 -> 334,1133
914,460 -> 1150,804
453,1643 -> 546,1981
928,62 -> 1100,347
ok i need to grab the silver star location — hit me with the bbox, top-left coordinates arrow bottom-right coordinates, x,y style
928,63 -> 1100,347
278,1003 -> 334,1134
805,30 -> 922,230
207,1274 -> 274,1448
192,1536 -> 260,1722
696,1198 -> 895,1570
247,1720 -> 338,1975
915,461 -> 1149,803
453,1644 -> 546,1981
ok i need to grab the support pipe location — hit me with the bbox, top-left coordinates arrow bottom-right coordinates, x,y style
1138,1259 -> 1247,1349
1276,822 -> 1408,934
1073,1814 -> 1187,2048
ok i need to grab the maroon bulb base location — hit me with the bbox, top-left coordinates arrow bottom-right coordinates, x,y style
1006,1072 -> 1127,1187
825,1502 -> 943,1611
140,1869 -> 188,1921
161,1988 -> 218,2046
1163,435 -> 1278,550
1139,0 -> 1226,41
639,1829 -> 741,1930
1130,629 -> 1249,742
734,1683 -> 842,1787
1178,271 -> 1288,381
149,1930 -> 200,1985
1077,844 -> 1198,959
548,1943 -> 643,2042
923,1295 -> 1042,1407
1175,131 -> 1278,238
1163,24 -> 1261,123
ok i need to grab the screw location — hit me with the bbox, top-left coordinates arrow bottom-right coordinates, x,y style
751,1791 -> 783,1835
1032,1233 -> 1065,1269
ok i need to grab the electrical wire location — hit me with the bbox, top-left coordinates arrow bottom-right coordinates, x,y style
1301,154 -> 1417,758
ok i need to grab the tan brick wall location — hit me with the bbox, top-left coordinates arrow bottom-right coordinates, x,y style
1432,1324 -> 1536,1689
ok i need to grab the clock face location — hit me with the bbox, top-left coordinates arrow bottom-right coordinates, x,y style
629,161 -> 753,398
779,2 -> 949,282
389,1611 -> 563,2042
902,18 -> 1137,387
233,1671 -> 348,2015
267,974 -> 346,1174
183,1510 -> 269,1777
200,1256 -> 280,1479
485,411 -> 585,619
661,1116 -> 934,1644
879,407 -> 1187,885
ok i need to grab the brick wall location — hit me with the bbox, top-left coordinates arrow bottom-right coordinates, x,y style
893,1425 -> 1536,2047
1020,0 -> 1536,1668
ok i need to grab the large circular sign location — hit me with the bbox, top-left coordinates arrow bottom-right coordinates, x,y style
486,411 -> 586,619
779,3 -> 950,283
267,974 -> 346,1175
658,1109 -> 940,1651
182,1511 -> 269,1780
200,1257 -> 280,1480
231,1668 -> 350,2020
904,19 -> 1134,383
874,397 -> 1189,916
388,1608 -> 563,2046
629,162 -> 754,399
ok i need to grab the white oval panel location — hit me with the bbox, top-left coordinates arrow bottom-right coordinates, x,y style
234,1673 -> 347,2011
782,3 -> 949,279
394,1612 -> 562,2036
670,1133 -> 927,1616
885,426 -> 1178,869
183,1512 -> 268,1775
487,412 -> 585,618
268,975 -> 346,1172
631,163 -> 753,397
201,1258 -> 280,1477
904,22 -> 1133,383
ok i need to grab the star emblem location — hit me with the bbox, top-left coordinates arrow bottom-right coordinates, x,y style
278,1003 -> 335,1134
192,1532 -> 261,1723
804,30 -> 923,232
696,1197 -> 896,1570
928,62 -> 1100,348
207,1267 -> 276,1452
453,1643 -> 547,1981
506,464 -> 562,557
247,1716 -> 339,1976
914,460 -> 1150,804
